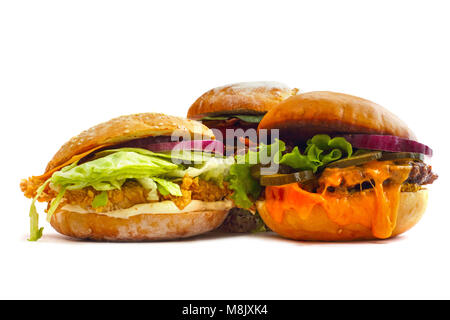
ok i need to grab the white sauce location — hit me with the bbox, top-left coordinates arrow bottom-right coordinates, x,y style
62,200 -> 233,219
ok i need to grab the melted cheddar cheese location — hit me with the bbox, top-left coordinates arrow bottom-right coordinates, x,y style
265,161 -> 412,239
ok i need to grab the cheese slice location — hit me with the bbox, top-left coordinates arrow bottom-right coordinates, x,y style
37,144 -> 111,181
61,200 -> 233,219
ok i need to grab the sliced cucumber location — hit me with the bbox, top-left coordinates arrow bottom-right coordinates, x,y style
250,164 -> 263,180
250,164 -> 293,179
326,151 -> 382,168
260,170 -> 314,186
380,152 -> 424,162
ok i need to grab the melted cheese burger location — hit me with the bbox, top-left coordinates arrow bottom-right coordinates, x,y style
21,113 -> 233,241
253,91 -> 437,241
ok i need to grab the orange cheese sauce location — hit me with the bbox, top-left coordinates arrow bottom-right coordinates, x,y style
265,161 -> 411,239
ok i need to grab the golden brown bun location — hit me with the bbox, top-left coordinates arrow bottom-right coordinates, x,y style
46,113 -> 214,172
50,209 -> 228,241
187,82 -> 299,119
256,190 -> 428,241
258,91 -> 416,142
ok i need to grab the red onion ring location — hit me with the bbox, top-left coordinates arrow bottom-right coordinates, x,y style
143,140 -> 224,155
342,134 -> 433,156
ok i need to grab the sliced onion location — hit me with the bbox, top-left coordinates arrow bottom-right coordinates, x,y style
342,134 -> 433,157
142,140 -> 224,155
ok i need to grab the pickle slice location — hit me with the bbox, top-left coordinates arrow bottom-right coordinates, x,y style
250,164 -> 293,180
260,170 -> 314,186
380,152 -> 424,162
326,151 -> 382,168
250,164 -> 262,180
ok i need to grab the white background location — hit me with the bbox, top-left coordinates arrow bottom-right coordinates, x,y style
0,0 -> 448,299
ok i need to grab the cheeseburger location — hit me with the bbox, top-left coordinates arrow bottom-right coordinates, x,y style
230,91 -> 437,241
21,113 -> 233,241
187,82 -> 298,233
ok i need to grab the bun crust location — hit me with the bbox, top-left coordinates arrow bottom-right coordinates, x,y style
50,208 -> 228,241
187,82 -> 299,119
256,190 -> 428,241
258,91 -> 416,142
46,113 -> 214,172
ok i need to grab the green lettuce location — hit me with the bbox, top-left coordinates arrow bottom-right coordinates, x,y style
152,177 -> 182,196
279,134 -> 352,172
227,164 -> 261,209
51,151 -> 179,191
92,191 -> 108,208
28,179 -> 51,241
136,177 -> 159,200
227,140 -> 284,208
235,139 -> 285,165
168,156 -> 235,186
137,176 -> 183,198
200,114 -> 265,123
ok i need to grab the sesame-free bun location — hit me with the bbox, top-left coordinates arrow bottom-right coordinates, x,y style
50,208 -> 228,241
258,91 -> 416,142
187,82 -> 299,119
46,113 -> 214,172
256,190 -> 428,241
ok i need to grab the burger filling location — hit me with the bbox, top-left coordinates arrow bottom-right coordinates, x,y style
227,134 -> 438,239
197,113 -> 271,233
199,114 -> 265,143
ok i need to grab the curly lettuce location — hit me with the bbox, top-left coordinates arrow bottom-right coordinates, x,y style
279,134 -> 352,172
227,164 -> 261,209
227,140 -> 285,209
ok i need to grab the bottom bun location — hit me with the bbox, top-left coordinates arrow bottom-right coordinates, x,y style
256,190 -> 428,241
50,209 -> 228,241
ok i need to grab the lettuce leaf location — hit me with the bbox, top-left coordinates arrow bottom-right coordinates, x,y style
233,115 -> 265,123
28,179 -> 51,241
279,134 -> 352,172
227,140 -> 284,208
46,187 -> 67,222
168,156 -> 235,186
235,139 -> 285,165
136,177 -> 159,200
227,164 -> 261,209
200,114 -> 265,123
152,177 -> 182,196
50,151 -> 180,191
92,191 -> 108,208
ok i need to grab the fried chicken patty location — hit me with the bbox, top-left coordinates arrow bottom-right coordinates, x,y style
59,176 -> 231,213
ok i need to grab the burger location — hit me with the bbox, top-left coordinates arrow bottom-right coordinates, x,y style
20,113 -> 234,241
187,81 -> 299,142
228,91 -> 437,241
187,82 -> 299,233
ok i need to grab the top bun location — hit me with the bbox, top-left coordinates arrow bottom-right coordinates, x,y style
187,81 -> 299,119
258,91 -> 416,142
46,113 -> 214,172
